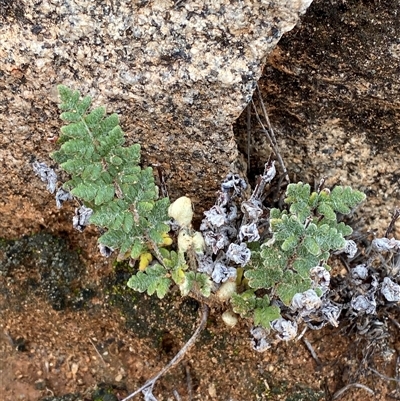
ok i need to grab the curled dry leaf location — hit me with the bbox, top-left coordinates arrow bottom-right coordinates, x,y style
291,289 -> 322,316
241,200 -> 263,221
221,173 -> 247,194
372,237 -> 400,252
270,318 -> 298,341
351,264 -> 369,281
73,205 -> 93,232
32,161 -> 58,194
203,205 -> 227,227
250,327 -> 271,353
226,243 -> 251,267
310,266 -> 330,293
239,223 -> 260,242
55,187 -> 73,209
99,244 -> 114,258
351,293 -> 377,315
320,301 -> 342,327
211,261 -> 237,284
342,239 -> 358,259
381,277 -> 400,302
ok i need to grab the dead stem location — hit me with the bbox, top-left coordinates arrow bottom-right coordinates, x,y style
88,337 -> 107,366
173,389 -> 182,401
332,383 -> 375,400
369,367 -> 400,383
385,208 -> 400,238
246,103 -> 251,169
302,338 -> 321,367
185,363 -> 193,401
251,85 -> 289,184
120,303 -> 209,401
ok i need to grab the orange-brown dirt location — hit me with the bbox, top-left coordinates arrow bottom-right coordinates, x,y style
1,229 -> 399,401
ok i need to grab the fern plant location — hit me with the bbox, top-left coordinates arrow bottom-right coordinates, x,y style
51,85 -> 171,266
45,85 -> 367,337
231,182 -> 366,329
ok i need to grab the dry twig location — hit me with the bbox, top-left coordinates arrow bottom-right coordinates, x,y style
120,304 -> 209,401
246,103 -> 251,169
385,208 -> 400,238
369,367 -> 400,383
332,383 -> 375,400
302,338 -> 321,366
89,337 -> 107,366
251,85 -> 289,184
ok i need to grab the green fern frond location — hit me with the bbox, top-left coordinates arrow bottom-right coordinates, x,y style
254,296 -> 281,329
231,290 -> 256,317
127,264 -> 171,299
52,85 -> 171,279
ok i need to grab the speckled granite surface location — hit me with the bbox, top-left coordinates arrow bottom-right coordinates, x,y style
235,0 -> 400,236
0,0 -> 312,237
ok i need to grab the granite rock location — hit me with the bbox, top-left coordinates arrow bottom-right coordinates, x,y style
235,0 -> 400,235
0,0 -> 312,237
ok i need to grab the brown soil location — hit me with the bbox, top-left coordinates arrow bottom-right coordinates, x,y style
1,231 -> 398,401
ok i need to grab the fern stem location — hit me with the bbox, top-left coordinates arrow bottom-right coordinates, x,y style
80,115 -> 96,143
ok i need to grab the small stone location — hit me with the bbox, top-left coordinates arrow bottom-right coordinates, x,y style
71,362 -> 79,380
208,383 -> 217,398
35,379 -> 46,390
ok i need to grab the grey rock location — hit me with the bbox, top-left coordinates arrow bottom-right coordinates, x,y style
236,0 -> 400,234
0,0 -> 312,237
